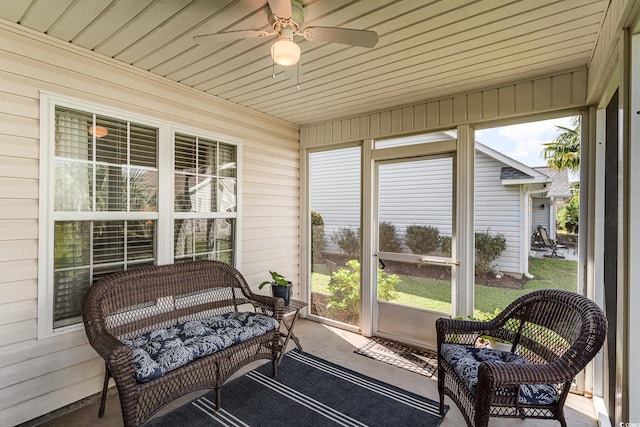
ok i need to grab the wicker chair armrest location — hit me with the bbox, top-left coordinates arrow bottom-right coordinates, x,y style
477,359 -> 571,389
436,317 -> 493,346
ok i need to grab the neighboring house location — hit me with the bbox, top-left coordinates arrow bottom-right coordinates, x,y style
531,167 -> 575,240
311,137 -> 551,277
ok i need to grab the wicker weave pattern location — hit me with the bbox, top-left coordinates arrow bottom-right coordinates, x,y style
436,289 -> 606,427
82,260 -> 284,427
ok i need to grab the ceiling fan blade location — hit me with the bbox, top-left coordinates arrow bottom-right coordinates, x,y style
268,0 -> 292,18
302,27 -> 378,48
193,30 -> 273,46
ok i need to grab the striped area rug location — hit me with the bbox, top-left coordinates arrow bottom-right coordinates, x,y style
147,350 -> 446,426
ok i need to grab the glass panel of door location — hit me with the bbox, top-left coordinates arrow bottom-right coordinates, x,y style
376,155 -> 455,314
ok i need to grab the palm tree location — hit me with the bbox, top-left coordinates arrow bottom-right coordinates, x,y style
542,117 -> 580,171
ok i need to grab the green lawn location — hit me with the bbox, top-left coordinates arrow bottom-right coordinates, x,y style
311,257 -> 577,317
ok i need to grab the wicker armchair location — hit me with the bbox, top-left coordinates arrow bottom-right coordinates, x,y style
436,289 -> 606,427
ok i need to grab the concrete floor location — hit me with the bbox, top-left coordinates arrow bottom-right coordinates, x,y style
31,319 -> 598,427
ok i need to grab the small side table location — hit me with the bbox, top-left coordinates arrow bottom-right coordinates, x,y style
278,299 -> 307,365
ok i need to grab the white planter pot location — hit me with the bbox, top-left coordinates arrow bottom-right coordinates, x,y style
487,340 -> 512,352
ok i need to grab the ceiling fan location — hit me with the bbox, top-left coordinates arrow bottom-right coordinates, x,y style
193,0 -> 378,67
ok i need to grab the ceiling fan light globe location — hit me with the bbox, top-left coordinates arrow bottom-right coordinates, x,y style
271,39 -> 300,66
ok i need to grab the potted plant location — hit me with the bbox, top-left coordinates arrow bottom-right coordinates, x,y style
476,335 -> 513,352
259,271 -> 292,306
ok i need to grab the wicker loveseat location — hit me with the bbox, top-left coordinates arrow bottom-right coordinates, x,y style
436,289 -> 606,427
82,260 -> 284,427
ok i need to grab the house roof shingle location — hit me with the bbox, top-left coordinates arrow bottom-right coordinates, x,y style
533,167 -> 573,198
500,167 -> 533,180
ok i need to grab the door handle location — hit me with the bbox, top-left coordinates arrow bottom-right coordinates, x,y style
420,256 -> 460,267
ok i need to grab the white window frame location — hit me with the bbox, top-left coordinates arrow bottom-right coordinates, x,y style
169,124 -> 243,266
38,92 -> 242,339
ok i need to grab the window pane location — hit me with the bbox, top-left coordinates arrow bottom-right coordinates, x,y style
198,138 -> 217,174
54,221 -> 90,268
95,115 -> 127,165
129,167 -> 158,212
95,164 -> 126,211
130,123 -> 157,168
174,218 -> 234,263
175,133 -> 196,170
54,160 -> 92,211
93,221 -> 124,264
218,144 -> 236,178
127,220 -> 155,261
195,174 -> 216,213
473,117 -> 580,319
55,108 -> 91,160
218,178 -> 236,212
310,147 -> 361,327
53,268 -> 91,329
93,264 -> 124,283
175,172 -> 195,212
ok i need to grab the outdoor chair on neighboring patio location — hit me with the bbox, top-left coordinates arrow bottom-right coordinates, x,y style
536,225 -> 568,258
436,289 -> 607,427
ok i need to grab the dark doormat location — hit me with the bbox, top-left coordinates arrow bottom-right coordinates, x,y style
355,336 -> 438,378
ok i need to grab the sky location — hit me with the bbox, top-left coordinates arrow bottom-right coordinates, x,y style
475,116 -> 577,168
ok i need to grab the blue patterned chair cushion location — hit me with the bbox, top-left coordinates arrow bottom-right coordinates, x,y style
122,312 -> 279,383
440,343 -> 557,405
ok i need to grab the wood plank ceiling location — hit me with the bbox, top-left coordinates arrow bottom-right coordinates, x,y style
1,0 -> 606,125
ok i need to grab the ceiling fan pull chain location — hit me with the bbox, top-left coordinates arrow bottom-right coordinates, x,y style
272,59 -> 276,79
296,61 -> 300,90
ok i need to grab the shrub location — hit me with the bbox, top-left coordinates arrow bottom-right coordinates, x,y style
405,225 -> 441,255
327,260 -> 398,317
474,229 -> 507,275
440,235 -> 452,257
379,221 -> 402,252
331,227 -> 360,259
311,210 -> 325,263
558,194 -> 579,233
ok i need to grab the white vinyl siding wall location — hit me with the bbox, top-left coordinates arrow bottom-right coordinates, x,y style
474,151 -> 522,274
0,22 -> 298,426
531,197 -> 552,235
312,148 -> 523,274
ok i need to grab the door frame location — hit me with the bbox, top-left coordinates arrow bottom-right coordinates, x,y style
360,129 -> 475,345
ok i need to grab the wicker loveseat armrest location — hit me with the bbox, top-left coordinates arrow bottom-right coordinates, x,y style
247,294 -> 285,322
84,321 -> 130,361
83,320 -> 136,385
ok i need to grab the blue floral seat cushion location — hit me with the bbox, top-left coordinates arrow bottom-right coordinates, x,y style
121,312 -> 279,383
440,343 -> 557,405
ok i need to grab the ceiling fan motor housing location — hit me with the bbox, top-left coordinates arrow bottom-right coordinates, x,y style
269,0 -> 305,32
